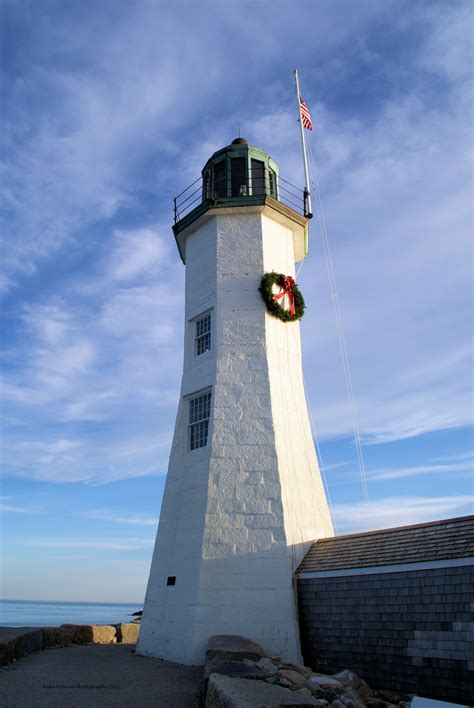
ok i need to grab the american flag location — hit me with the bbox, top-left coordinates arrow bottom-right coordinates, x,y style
300,97 -> 313,130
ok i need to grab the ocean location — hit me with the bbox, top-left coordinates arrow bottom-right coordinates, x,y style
0,600 -> 142,627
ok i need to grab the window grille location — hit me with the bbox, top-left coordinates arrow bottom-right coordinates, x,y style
195,313 -> 211,356
188,391 -> 211,450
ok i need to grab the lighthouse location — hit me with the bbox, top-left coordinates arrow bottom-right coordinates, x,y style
137,137 -> 333,665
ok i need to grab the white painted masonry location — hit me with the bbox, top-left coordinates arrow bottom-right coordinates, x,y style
137,204 -> 333,665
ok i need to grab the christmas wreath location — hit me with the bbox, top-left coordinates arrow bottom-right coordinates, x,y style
259,271 -> 305,322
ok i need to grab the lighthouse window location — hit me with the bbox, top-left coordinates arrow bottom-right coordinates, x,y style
188,391 -> 211,451
231,157 -> 247,197
251,159 -> 265,196
195,312 -> 211,356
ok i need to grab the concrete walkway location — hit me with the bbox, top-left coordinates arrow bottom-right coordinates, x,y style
0,644 -> 203,707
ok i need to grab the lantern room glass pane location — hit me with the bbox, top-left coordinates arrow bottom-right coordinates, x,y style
231,157 -> 247,197
213,160 -> 226,198
268,169 -> 277,198
251,159 -> 265,196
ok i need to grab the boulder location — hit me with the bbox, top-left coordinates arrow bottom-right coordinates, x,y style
306,676 -> 344,693
114,623 -> 139,644
279,669 -> 309,689
377,690 -> 409,704
332,670 -> 364,691
206,634 -> 267,663
339,687 -> 366,708
60,624 -> 94,643
0,628 -> 42,665
90,625 -> 116,644
0,636 -> 16,665
205,673 -> 319,707
356,681 -> 375,702
13,628 -> 42,658
279,662 -> 313,676
204,659 -> 268,682
43,626 -> 80,648
59,624 -> 116,644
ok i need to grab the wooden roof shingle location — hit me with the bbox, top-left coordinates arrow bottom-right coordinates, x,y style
297,515 -> 474,574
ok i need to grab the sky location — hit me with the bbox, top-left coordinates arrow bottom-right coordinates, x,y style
0,0 -> 472,603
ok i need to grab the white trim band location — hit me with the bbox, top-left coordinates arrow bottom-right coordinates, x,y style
297,556 -> 474,579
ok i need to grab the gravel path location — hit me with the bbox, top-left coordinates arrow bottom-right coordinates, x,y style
0,643 -> 203,707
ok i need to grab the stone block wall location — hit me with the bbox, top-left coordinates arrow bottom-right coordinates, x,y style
297,563 -> 474,705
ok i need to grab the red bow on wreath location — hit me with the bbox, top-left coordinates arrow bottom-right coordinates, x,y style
272,275 -> 296,317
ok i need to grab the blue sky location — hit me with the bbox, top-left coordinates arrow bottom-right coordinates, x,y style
1,0 -> 472,603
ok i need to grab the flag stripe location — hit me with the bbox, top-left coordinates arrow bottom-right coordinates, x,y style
300,97 -> 313,130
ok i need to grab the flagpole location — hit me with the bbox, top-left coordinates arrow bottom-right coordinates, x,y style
294,68 -> 313,218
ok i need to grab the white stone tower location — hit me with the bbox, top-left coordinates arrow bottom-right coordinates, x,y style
137,138 -> 333,665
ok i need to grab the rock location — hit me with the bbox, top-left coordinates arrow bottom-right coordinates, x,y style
206,634 -> 267,663
297,688 -> 314,698
356,681 -> 375,702
340,687 -> 366,708
279,662 -> 313,676
307,676 -> 344,693
204,659 -> 266,682
43,627 -> 70,648
377,689 -> 409,704
253,657 -> 278,676
366,701 -> 396,708
257,657 -> 275,668
243,658 -> 256,667
332,670 -> 363,691
12,629 -> 42,658
90,625 -> 116,644
279,669 -> 309,689
0,628 -> 43,665
60,624 -> 93,643
114,623 -> 139,644
331,701 -> 345,708
280,678 -> 293,688
205,672 -> 319,706
59,624 -> 116,644
325,690 -> 343,703
0,637 -> 16,666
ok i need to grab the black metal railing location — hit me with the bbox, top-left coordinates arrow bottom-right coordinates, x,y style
173,166 -> 309,225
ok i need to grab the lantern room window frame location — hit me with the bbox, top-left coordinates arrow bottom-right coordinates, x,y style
202,145 -> 280,203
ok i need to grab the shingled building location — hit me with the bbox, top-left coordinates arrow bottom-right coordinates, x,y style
297,515 -> 474,704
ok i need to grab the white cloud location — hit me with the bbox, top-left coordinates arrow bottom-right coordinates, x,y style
368,458 -> 474,482
24,538 -> 154,551
107,228 -> 168,282
332,494 -> 474,534
0,501 -> 43,515
82,510 -> 158,526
